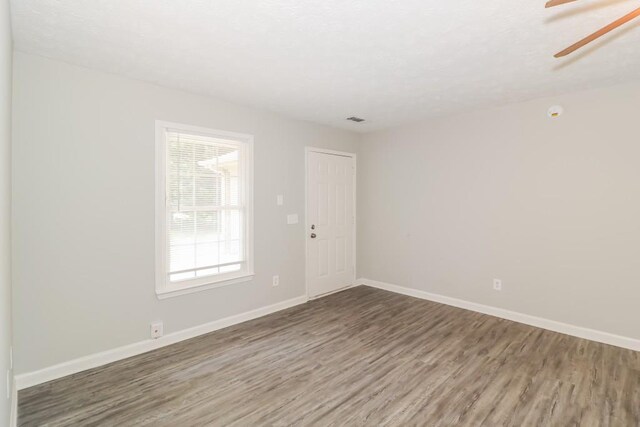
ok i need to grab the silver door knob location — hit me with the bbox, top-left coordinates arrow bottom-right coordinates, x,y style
310,233 -> 317,238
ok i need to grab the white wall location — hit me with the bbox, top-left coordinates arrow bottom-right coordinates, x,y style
12,52 -> 359,375
0,0 -> 13,422
12,48 -> 640,382
359,82 -> 640,341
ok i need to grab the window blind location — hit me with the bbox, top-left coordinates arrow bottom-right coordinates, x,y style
166,130 -> 245,283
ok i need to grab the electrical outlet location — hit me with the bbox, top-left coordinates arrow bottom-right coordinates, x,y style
493,279 -> 502,291
150,321 -> 163,339
272,275 -> 280,287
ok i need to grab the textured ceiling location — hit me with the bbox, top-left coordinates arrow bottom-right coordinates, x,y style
10,0 -> 640,132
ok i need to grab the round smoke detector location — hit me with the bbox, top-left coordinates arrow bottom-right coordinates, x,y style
548,105 -> 564,119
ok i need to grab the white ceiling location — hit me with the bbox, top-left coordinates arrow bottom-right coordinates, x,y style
10,0 -> 640,132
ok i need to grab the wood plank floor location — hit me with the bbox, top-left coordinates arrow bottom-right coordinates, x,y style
19,286 -> 640,426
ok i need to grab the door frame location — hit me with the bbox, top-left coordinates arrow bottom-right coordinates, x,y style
304,147 -> 357,300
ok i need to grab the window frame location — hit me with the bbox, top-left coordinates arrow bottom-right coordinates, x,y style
155,120 -> 254,299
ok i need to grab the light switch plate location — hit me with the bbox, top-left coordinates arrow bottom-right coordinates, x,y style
287,214 -> 299,224
277,195 -> 284,206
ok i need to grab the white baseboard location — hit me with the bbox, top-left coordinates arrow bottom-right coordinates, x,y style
359,278 -> 640,352
15,295 -> 308,390
10,375 -> 17,427
15,279 -> 640,392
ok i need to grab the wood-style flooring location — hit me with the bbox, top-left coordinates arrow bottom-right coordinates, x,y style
19,286 -> 640,426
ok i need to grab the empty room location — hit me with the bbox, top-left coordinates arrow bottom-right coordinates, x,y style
1,0 -> 640,425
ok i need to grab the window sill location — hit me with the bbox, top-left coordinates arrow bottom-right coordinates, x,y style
156,272 -> 255,299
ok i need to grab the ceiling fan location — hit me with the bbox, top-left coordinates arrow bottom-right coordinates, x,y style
546,0 -> 640,57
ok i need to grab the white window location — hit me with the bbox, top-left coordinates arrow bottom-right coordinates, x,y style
156,121 -> 253,298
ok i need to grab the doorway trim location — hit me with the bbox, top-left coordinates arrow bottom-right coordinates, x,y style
304,147 -> 357,300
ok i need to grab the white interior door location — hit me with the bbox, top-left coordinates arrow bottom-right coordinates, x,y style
306,149 -> 355,298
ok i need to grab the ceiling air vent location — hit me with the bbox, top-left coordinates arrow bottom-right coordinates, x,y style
346,116 -> 365,123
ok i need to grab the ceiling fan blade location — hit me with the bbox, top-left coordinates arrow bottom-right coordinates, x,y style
545,0 -> 579,8
555,7 -> 640,57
